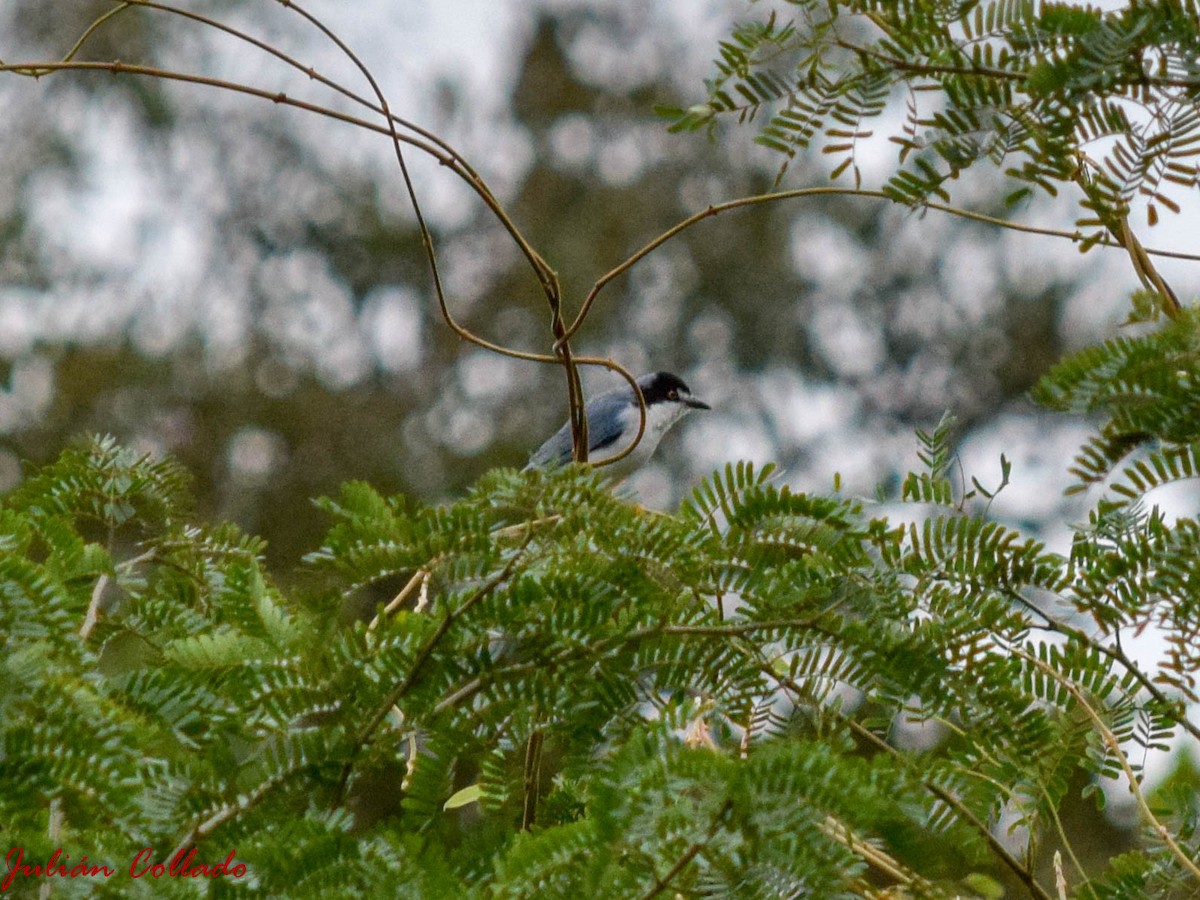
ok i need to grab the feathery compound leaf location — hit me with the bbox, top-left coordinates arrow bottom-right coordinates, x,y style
1034,311 -> 1200,490
677,0 -> 1200,223
3,414 -> 1200,894
10,434 -> 191,532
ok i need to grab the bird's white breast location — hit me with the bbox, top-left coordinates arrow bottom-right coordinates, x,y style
594,401 -> 690,474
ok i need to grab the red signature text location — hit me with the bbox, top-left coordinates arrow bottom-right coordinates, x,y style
129,847 -> 247,880
2,847 -> 247,892
2,848 -> 114,893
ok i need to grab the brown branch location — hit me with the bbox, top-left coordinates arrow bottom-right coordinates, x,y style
64,3 -> 136,62
559,186 -> 1200,348
640,799 -> 732,900
2,8 -> 565,382
106,0 -> 558,308
0,60 -> 458,173
1015,648 -> 1200,884
276,0 -> 546,367
1004,588 -> 1200,744
333,534 -> 533,806
9,11 -> 1197,467
279,0 -> 584,452
521,729 -> 544,831
764,663 -> 1054,900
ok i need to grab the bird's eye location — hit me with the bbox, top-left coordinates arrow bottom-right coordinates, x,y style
667,389 -> 678,400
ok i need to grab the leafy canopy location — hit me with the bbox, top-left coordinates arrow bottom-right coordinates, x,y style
3,0 -> 1200,897
664,0 -> 1200,238
5,318 -> 1200,896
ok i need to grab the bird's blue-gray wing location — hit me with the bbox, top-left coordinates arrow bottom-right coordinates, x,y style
524,390 -> 629,470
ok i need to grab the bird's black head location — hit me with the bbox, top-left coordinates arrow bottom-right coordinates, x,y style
636,372 -> 711,410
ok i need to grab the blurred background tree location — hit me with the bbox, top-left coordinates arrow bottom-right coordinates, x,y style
6,1 -> 1191,571
2,0 -> 1199,892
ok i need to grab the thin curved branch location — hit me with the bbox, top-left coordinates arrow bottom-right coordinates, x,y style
74,0 -> 557,304
584,365 -> 643,469
6,71 -> 560,471
559,186 -> 1200,347
64,3 -> 136,61
640,798 -> 733,900
267,0 -> 585,464
763,662 -> 1054,900
1015,647 -> 1200,884
278,0 -> 468,372
333,531 -> 534,808
0,59 -> 645,432
98,0 -> 560,328
10,5 -> 586,444
0,61 -> 541,362
1004,588 -> 1200,745
115,1 -> 475,176
0,60 -> 457,167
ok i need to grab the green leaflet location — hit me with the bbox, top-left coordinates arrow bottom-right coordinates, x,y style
670,0 -> 1200,245
3,424 -> 1200,897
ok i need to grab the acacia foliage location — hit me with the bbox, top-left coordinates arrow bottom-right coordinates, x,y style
665,0 -> 1200,234
4,320 -> 1200,898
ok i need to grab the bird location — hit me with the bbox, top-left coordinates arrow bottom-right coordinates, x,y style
524,371 -> 710,474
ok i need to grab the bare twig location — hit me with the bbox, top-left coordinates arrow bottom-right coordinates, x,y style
559,186 -> 1200,346
333,532 -> 534,806
368,569 -> 430,630
94,0 -> 550,296
521,729 -> 544,831
1016,647 -> 1200,883
640,799 -> 732,900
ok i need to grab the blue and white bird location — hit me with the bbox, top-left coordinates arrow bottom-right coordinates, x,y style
525,371 -> 710,474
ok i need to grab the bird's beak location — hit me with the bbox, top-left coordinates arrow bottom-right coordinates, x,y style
683,395 -> 711,411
